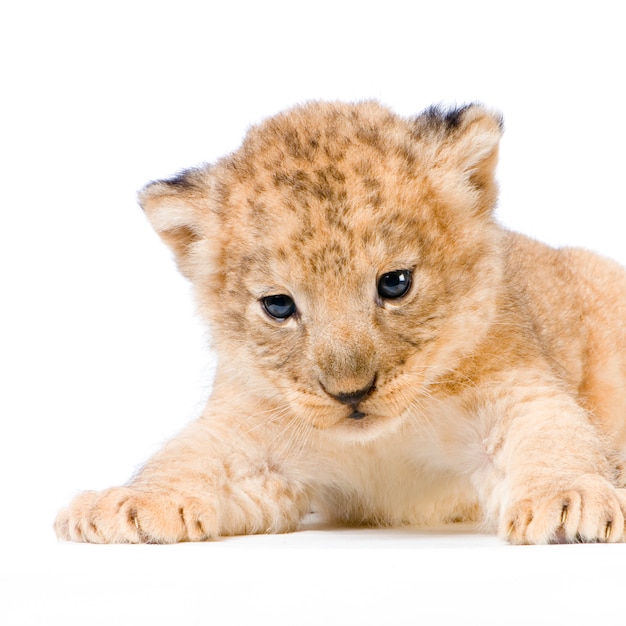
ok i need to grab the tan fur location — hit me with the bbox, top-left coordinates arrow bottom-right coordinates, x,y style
55,101 -> 626,544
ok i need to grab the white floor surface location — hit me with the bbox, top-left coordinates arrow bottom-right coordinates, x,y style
5,517 -> 626,625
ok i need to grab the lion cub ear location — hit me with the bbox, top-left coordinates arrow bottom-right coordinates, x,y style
415,104 -> 503,216
138,167 -> 214,279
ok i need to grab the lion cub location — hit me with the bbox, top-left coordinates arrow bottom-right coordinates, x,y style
56,101 -> 626,545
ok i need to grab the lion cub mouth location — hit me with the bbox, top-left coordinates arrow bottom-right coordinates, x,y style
348,409 -> 367,420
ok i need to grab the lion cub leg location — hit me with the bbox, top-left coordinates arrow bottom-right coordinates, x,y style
55,414 -> 310,543
474,370 -> 626,544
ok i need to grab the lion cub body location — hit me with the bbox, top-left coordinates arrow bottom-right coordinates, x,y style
56,102 -> 626,544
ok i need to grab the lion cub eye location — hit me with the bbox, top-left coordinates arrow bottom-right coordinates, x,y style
262,294 -> 296,321
377,270 -> 412,300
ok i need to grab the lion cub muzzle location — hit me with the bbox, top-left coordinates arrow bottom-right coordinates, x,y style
314,324 -> 378,419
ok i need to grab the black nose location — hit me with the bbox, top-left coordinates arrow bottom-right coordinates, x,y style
331,378 -> 376,406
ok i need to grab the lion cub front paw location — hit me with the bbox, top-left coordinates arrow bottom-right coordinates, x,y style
501,475 -> 626,544
55,487 -> 218,543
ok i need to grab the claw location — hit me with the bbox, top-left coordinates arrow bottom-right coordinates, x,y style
128,508 -> 140,530
197,520 -> 205,535
560,504 -> 568,526
605,521 -> 612,542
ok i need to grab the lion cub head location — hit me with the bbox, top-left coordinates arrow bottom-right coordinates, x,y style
140,101 -> 504,441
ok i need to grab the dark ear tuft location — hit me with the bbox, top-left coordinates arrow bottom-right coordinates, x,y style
421,103 -> 474,132
159,170 -> 199,190
415,103 -> 504,138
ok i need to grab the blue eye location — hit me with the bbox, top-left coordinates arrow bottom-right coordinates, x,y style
262,294 -> 296,320
378,270 -> 412,300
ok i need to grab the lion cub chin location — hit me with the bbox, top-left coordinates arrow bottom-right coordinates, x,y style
56,101 -> 626,545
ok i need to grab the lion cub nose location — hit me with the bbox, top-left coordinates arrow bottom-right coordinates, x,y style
328,377 -> 377,406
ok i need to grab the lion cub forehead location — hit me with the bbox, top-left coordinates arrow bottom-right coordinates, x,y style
230,100 -> 418,189
218,101 -> 435,243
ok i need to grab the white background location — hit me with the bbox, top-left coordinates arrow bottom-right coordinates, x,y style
2,1 -> 626,624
